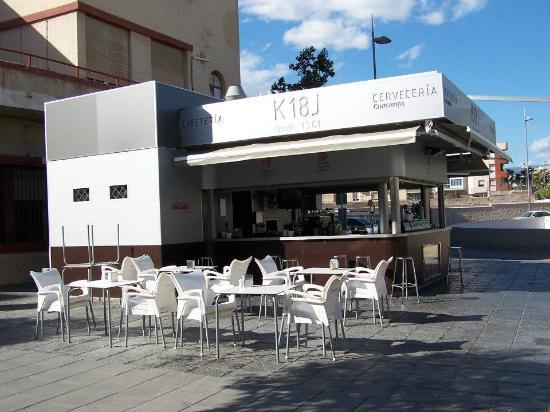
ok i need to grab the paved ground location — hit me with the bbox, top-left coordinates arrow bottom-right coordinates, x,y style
1,251 -> 550,411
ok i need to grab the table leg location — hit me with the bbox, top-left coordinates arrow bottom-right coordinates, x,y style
107,288 -> 112,348
103,289 -> 108,335
272,296 -> 279,363
215,295 -> 220,359
240,294 -> 245,347
67,290 -> 71,343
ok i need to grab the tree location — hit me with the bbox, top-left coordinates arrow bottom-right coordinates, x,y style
271,46 -> 335,93
532,168 -> 550,199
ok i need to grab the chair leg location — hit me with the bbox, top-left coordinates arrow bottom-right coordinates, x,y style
56,313 -> 60,335
285,315 -> 291,359
40,310 -> 44,338
411,260 -> 419,303
125,309 -> 129,347
171,313 -> 176,338
334,319 -> 339,341
376,299 -> 383,327
118,308 -> 124,338
199,319 -> 204,357
340,320 -> 348,352
296,323 -> 300,349
158,316 -> 166,349
355,299 -> 359,319
327,323 -> 336,361
174,316 -> 179,349
204,315 -> 210,348
343,294 -> 348,325
60,311 -> 65,342
304,324 -> 308,347
89,302 -> 96,328
142,316 -> 146,337
230,313 -> 236,346
85,306 -> 91,335
372,299 -> 376,324
149,316 -> 152,338
154,317 -> 159,344
386,296 -> 391,321
278,312 -> 286,346
258,295 -> 263,319
35,311 -> 40,339
321,325 -> 326,357
180,318 -> 184,347
234,310 -> 241,336
265,296 -> 268,318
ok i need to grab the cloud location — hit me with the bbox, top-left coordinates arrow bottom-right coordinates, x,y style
396,44 -> 423,67
240,50 -> 289,97
419,10 -> 445,25
241,1 -> 488,50
452,0 -> 488,20
283,19 -> 369,51
530,136 -> 550,158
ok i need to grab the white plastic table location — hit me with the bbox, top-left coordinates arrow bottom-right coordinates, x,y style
294,267 -> 349,283
67,279 -> 139,347
213,284 -> 294,363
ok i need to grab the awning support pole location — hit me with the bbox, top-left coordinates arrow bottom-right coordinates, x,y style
390,177 -> 401,235
437,185 -> 446,228
421,187 -> 431,224
378,182 -> 389,234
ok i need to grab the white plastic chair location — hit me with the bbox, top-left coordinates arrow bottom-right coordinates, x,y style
343,257 -> 393,327
30,268 -> 95,340
121,272 -> 176,348
283,274 -> 348,361
256,255 -> 290,318
204,257 -> 253,291
100,256 -> 137,282
171,271 -> 239,356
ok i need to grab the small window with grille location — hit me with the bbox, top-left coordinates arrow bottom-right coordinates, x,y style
73,188 -> 90,202
110,185 -> 127,200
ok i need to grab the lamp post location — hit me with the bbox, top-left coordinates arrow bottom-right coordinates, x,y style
371,15 -> 391,79
524,108 -> 533,211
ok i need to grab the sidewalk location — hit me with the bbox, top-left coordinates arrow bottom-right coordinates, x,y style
1,256 -> 549,411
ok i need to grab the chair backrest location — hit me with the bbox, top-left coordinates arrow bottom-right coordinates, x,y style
153,272 -> 177,311
130,255 -> 156,274
228,257 -> 252,285
322,274 -> 346,318
171,270 -> 215,305
119,256 -> 138,281
373,257 -> 393,281
255,255 -> 278,276
30,268 -> 63,290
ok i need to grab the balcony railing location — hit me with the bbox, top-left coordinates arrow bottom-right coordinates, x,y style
0,47 -> 136,87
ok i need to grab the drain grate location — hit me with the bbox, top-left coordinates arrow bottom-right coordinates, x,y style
534,338 -> 550,347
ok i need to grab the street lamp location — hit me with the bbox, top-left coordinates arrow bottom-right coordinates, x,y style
371,15 -> 391,79
524,108 -> 533,211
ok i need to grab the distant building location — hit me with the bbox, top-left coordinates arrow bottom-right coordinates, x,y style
0,0 -> 240,284
484,142 -> 510,192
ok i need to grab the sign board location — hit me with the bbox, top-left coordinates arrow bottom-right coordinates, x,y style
179,71 -> 496,147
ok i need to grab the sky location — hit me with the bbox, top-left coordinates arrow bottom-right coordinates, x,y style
238,0 -> 550,168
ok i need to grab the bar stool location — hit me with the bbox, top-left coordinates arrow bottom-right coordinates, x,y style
391,256 -> 419,303
270,255 -> 282,270
355,256 -> 372,269
332,255 -> 348,268
448,246 -> 464,286
282,258 -> 299,269
196,256 -> 214,267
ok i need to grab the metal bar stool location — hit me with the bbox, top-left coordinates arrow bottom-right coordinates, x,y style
281,258 -> 299,269
448,246 -> 464,285
197,256 -> 214,267
391,256 -> 419,303
355,256 -> 372,269
332,255 -> 348,268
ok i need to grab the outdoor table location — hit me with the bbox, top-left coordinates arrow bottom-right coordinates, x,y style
213,284 -> 294,364
66,279 -> 139,347
162,265 -> 216,272
294,267 -> 349,283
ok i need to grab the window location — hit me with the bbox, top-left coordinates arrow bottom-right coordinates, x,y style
500,164 -> 504,171
73,188 -> 90,202
478,180 -> 485,187
445,177 -> 464,190
110,185 -> 128,199
0,165 -> 47,243
209,71 -> 224,98
489,165 -> 496,172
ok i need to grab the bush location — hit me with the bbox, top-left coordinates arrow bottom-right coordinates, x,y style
537,187 -> 550,199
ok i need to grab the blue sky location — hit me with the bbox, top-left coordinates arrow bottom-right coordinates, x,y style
238,0 -> 550,168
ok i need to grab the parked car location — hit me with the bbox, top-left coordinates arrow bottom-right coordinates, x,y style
514,210 -> 550,219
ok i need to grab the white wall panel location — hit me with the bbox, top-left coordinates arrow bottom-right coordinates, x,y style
47,148 -> 161,247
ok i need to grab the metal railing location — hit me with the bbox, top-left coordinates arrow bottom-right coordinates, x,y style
0,46 -> 136,87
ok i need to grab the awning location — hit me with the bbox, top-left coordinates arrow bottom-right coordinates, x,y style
175,127 -> 420,166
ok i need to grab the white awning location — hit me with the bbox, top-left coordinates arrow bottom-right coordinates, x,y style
175,127 -> 420,166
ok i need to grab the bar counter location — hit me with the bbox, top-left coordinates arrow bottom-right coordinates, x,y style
212,228 -> 451,287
